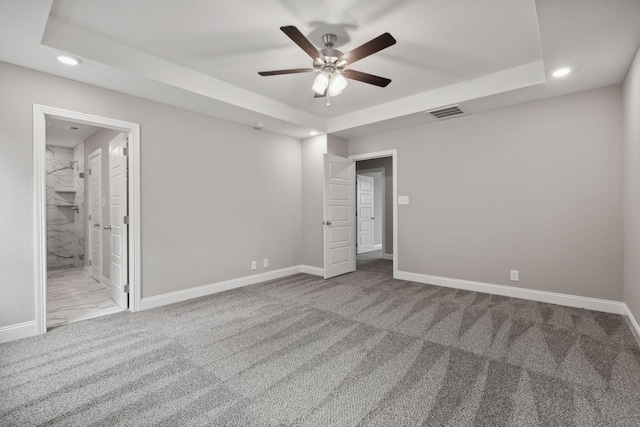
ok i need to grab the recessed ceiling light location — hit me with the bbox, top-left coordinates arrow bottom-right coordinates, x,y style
552,67 -> 571,78
57,55 -> 81,66
309,131 -> 319,136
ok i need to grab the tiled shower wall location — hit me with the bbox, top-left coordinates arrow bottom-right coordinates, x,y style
46,144 -> 85,269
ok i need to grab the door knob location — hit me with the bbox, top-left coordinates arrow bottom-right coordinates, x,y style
322,221 -> 332,226
104,225 -> 112,230
93,222 -> 100,227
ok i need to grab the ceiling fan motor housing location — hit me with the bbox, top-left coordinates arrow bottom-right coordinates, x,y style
318,34 -> 345,70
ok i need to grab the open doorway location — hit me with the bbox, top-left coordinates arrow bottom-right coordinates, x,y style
44,118 -> 127,329
322,150 -> 397,279
33,105 -> 141,335
355,157 -> 394,275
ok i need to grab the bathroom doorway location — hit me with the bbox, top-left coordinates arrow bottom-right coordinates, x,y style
44,119 -> 125,328
33,105 -> 141,335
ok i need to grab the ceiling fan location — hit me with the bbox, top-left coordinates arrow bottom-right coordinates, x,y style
258,26 -> 396,105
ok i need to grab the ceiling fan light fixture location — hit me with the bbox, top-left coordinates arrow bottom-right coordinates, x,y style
312,71 -> 329,94
328,73 -> 347,96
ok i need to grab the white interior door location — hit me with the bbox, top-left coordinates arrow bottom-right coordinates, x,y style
323,154 -> 356,279
88,149 -> 102,281
357,174 -> 375,254
108,133 -> 128,309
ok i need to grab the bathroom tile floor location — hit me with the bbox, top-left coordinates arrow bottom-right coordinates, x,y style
47,268 -> 123,329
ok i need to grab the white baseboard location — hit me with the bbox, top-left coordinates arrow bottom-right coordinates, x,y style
140,266 -> 304,310
623,303 -> 640,346
373,244 -> 383,250
0,321 -> 37,344
395,270 -> 624,315
4,269 -> 637,344
301,265 -> 324,276
383,253 -> 393,260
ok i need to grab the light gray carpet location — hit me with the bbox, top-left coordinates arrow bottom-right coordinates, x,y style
2,257 -> 640,426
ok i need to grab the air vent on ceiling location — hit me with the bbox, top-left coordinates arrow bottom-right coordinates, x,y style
425,104 -> 466,120
65,126 -> 80,132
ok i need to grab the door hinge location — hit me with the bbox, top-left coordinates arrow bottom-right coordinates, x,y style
87,168 -> 91,175
123,215 -> 129,225
123,147 -> 128,156
124,284 -> 130,293
89,260 -> 92,266
88,214 -> 92,221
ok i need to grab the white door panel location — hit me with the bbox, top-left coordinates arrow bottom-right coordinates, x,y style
357,174 -> 375,254
109,133 -> 128,309
323,154 -> 355,279
88,150 -> 102,280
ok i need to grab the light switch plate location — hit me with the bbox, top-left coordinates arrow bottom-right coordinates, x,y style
398,196 -> 409,205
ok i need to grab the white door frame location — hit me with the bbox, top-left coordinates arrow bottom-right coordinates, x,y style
349,150 -> 398,279
33,104 -> 141,335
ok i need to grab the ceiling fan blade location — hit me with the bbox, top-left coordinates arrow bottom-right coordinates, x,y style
338,33 -> 396,65
342,69 -> 392,87
280,26 -> 322,60
258,68 -> 315,76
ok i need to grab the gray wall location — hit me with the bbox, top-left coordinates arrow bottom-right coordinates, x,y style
349,86 -> 623,301
624,46 -> 640,321
0,61 -> 302,328
85,128 -> 122,279
327,134 -> 348,157
301,135 -> 326,268
357,157 -> 394,255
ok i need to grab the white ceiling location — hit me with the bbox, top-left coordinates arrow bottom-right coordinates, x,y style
1,0 -> 639,139
46,117 -> 100,148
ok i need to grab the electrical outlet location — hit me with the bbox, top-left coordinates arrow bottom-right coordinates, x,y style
263,258 -> 269,268
510,270 -> 519,281
251,261 -> 257,270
